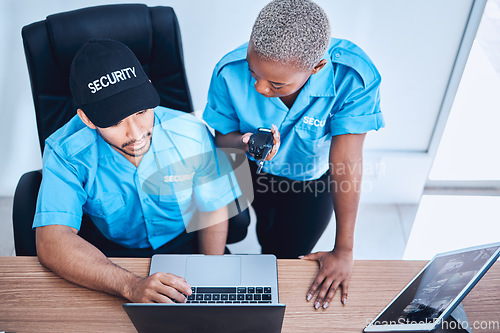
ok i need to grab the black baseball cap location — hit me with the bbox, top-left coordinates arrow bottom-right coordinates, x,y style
69,39 -> 160,128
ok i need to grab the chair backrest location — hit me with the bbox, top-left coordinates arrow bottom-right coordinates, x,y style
21,4 -> 193,153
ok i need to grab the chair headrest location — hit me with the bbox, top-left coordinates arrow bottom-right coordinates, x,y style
46,4 -> 152,76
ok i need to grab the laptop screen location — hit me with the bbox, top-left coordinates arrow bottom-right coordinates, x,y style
373,244 -> 500,326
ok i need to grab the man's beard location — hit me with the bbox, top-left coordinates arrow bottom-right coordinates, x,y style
97,129 -> 152,157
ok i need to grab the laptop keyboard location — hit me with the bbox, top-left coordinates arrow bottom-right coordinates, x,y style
186,287 -> 273,304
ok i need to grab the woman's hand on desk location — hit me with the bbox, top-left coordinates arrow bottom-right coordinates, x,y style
300,248 -> 353,310
126,272 -> 192,303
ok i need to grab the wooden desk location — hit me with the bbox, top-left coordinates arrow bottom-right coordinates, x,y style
0,257 -> 499,333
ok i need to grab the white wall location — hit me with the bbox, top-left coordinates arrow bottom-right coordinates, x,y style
0,0 -> 480,201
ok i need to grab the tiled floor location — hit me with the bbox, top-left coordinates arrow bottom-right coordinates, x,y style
3,194 -> 499,260
0,195 -> 418,259
404,195 -> 500,260
313,199 -> 498,261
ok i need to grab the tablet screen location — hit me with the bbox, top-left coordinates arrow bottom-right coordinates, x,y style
373,245 -> 499,326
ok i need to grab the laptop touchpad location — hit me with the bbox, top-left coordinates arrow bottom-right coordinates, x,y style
185,256 -> 241,286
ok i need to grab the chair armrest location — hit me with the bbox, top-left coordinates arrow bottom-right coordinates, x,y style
227,208 -> 250,244
12,170 -> 42,256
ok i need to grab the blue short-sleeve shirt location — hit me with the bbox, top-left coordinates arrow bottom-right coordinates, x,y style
33,107 -> 241,250
203,38 -> 385,181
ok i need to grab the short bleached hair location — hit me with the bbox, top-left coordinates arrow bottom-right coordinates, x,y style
250,0 -> 331,70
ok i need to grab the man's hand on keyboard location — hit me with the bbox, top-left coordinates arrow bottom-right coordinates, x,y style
300,248 -> 353,310
187,287 -> 273,303
126,272 -> 192,303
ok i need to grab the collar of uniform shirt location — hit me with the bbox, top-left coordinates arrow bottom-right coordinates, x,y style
150,112 -> 174,152
303,52 -> 335,98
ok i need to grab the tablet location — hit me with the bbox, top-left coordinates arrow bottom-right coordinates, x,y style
364,242 -> 500,332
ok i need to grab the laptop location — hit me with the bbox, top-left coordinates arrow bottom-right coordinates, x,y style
123,254 -> 286,333
364,242 -> 500,332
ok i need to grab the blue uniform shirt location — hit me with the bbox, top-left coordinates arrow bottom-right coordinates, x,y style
33,107 -> 241,250
203,38 -> 385,181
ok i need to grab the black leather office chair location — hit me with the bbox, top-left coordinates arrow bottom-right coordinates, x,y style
14,4 -> 249,256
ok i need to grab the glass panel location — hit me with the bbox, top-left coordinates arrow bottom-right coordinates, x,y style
429,0 -> 500,181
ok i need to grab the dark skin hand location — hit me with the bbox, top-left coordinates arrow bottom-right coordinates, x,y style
240,124 -> 281,161
301,248 -> 353,308
301,133 -> 365,309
